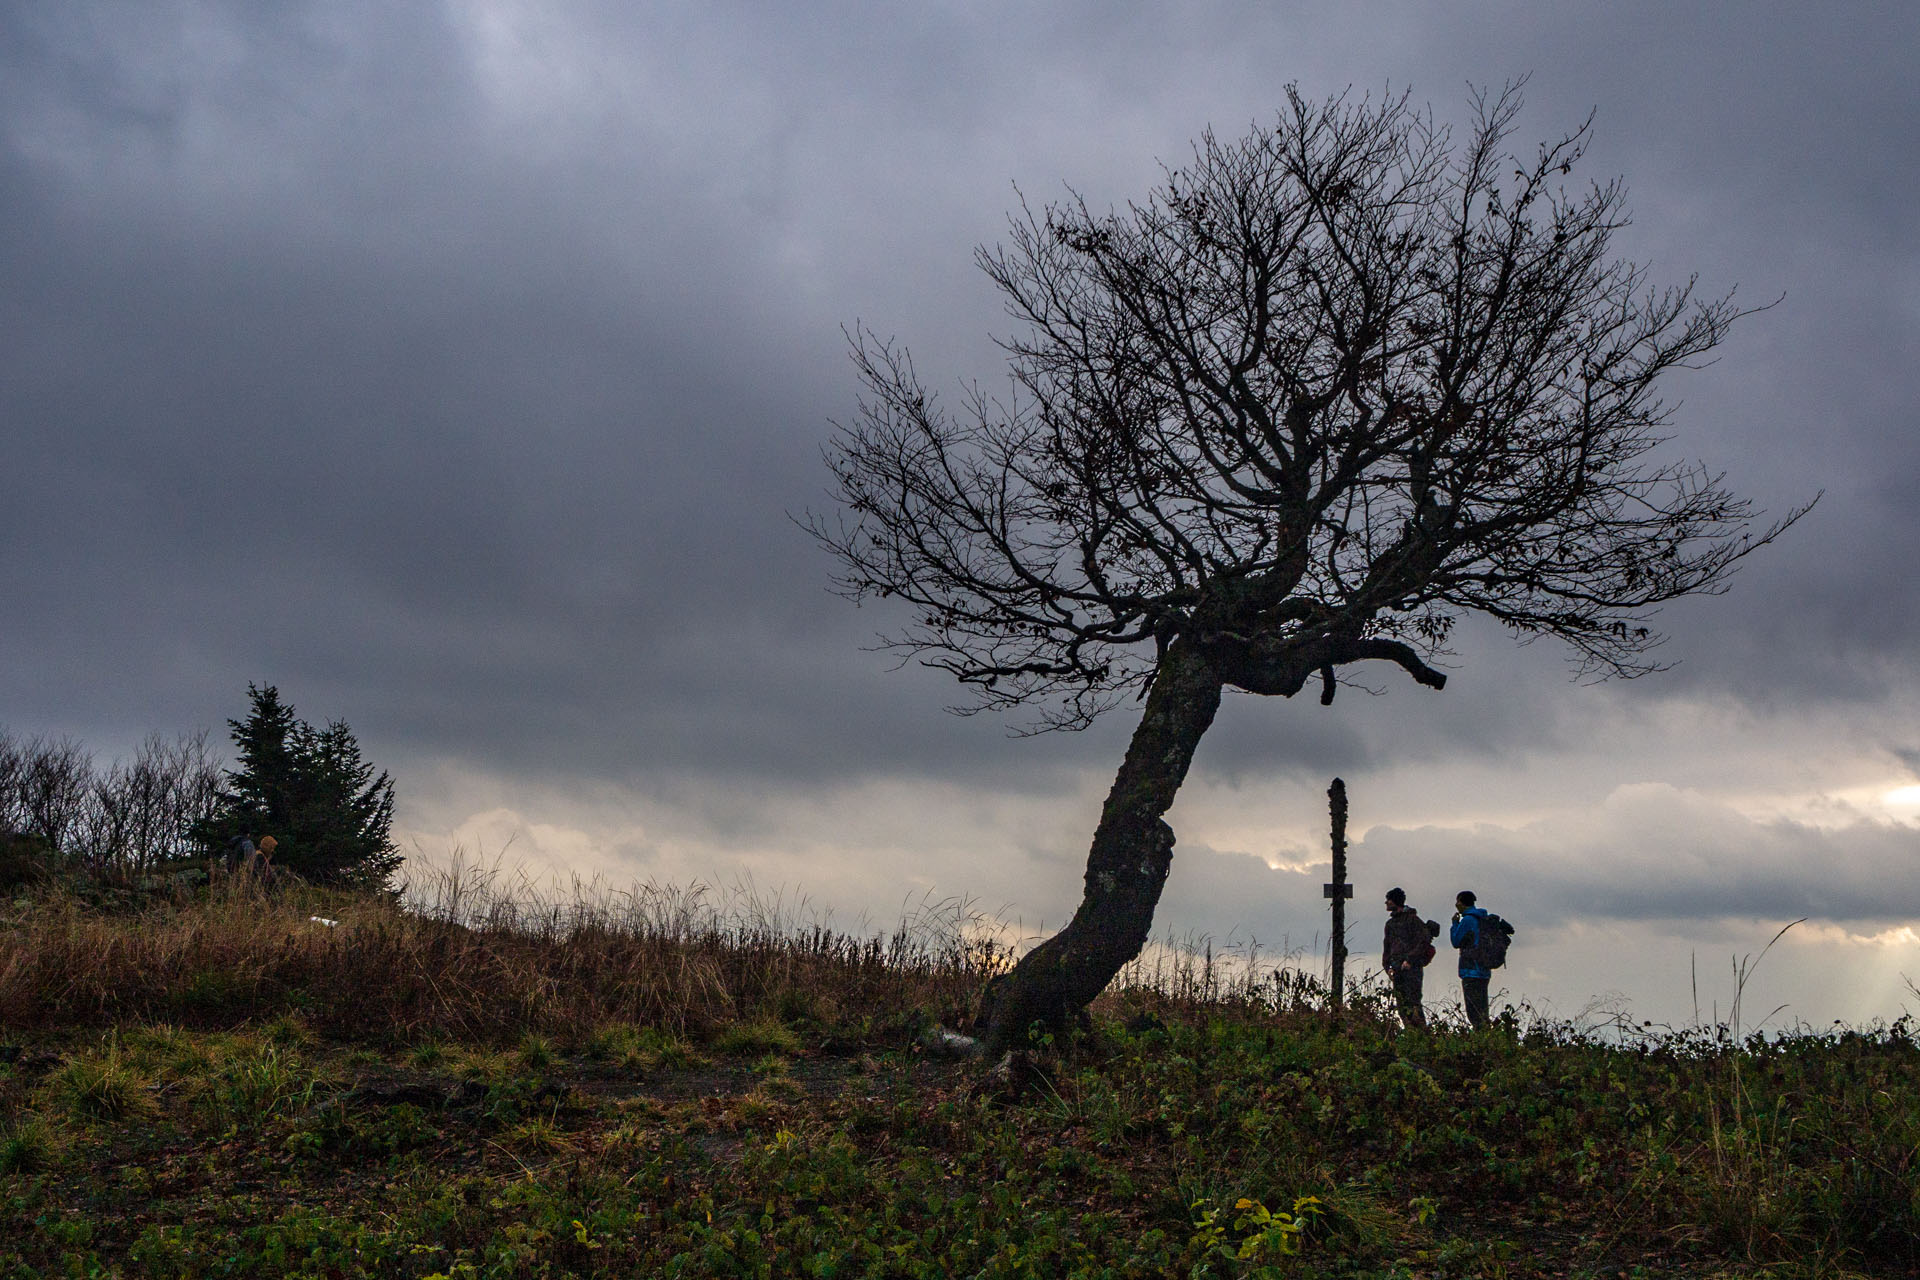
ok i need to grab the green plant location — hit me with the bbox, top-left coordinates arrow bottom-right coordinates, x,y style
583,1022 -> 640,1064
201,1039 -> 318,1131
1430,1235 -> 1518,1279
638,1029 -> 703,1071
176,968 -> 249,1014
514,1033 -> 557,1072
1192,1194 -> 1325,1269
409,1040 -> 449,1068
50,1043 -> 151,1122
264,1013 -> 314,1049
1,880 -> 1916,1278
457,1047 -> 509,1082
713,1017 -> 800,1057
352,1103 -> 434,1157
120,1022 -> 216,1091
504,1116 -> 575,1158
0,1117 -> 56,1175
583,1022 -> 704,1072
748,1052 -> 790,1078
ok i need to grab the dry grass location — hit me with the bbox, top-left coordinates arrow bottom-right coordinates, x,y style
0,855 -> 1011,1045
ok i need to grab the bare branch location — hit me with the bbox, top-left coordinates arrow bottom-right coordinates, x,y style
807,85 -> 1806,729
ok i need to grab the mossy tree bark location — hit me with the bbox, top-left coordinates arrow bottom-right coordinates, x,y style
981,642 -> 1223,1055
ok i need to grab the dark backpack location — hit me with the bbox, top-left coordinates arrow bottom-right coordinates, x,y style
1417,918 -> 1440,967
1471,914 -> 1516,970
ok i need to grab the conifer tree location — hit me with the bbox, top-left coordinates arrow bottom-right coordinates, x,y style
195,684 -> 402,890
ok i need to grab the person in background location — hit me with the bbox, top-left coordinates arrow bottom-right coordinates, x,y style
1381,886 -> 1431,1030
250,834 -> 279,884
1450,890 -> 1491,1030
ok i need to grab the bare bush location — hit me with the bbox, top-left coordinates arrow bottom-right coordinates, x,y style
15,735 -> 91,859
0,734 -> 23,834
0,728 -> 221,877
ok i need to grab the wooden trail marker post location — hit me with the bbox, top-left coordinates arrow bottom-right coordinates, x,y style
1325,777 -> 1353,1008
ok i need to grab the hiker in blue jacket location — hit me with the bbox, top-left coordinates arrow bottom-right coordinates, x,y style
1449,890 -> 1492,1030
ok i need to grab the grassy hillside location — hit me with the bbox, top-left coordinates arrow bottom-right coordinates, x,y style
1,875 -> 1915,1278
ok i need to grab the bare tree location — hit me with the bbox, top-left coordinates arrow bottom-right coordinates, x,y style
83,759 -> 138,874
0,732 -> 24,836
810,85 -> 1808,1054
163,731 -> 224,863
0,728 -> 223,878
16,735 -> 92,861
74,733 -> 219,876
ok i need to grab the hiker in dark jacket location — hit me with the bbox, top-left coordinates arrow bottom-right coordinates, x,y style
1449,890 -> 1492,1030
1381,887 -> 1430,1030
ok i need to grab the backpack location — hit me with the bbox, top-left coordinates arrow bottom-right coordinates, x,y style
1471,913 -> 1516,970
1417,918 -> 1439,967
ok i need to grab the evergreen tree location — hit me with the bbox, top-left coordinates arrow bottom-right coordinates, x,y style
220,684 -> 299,839
194,684 -> 402,890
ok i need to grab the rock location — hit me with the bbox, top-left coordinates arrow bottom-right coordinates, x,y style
920,1026 -> 981,1059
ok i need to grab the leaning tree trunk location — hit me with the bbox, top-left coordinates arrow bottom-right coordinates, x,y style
980,641 -> 1223,1055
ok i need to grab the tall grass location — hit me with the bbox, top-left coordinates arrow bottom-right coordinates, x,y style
0,848 -> 1365,1048
1116,930 -> 1321,1012
0,852 -> 1013,1043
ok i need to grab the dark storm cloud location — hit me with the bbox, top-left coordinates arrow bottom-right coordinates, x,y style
2,0 -> 1915,809
0,0 -> 1021,785
1449,3 -> 1920,701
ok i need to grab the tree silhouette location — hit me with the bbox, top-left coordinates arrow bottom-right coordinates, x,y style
810,85 -> 1808,1053
195,684 -> 401,890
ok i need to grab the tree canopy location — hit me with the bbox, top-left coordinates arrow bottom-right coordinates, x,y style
817,85 -> 1803,729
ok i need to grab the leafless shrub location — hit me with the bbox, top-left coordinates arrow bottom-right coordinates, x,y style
0,734 -> 24,834
0,728 -> 221,877
14,735 -> 91,859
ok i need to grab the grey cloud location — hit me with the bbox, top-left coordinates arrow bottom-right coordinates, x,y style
1358,790 -> 1920,931
2,1 -> 1916,845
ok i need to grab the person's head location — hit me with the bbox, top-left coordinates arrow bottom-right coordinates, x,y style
258,835 -> 278,857
1384,886 -> 1406,912
1455,889 -> 1476,912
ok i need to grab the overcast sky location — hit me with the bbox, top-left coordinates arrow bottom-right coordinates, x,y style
5,1 -> 1917,1031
